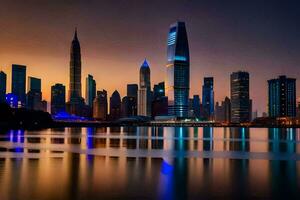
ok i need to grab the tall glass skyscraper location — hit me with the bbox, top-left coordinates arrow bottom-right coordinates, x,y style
0,71 -> 6,103
268,75 -> 296,117
85,74 -> 96,107
165,21 -> 190,118
138,59 -> 151,116
230,71 -> 250,123
202,77 -> 214,120
12,64 -> 26,106
26,77 -> 42,110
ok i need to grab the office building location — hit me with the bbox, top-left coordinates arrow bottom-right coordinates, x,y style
202,77 -> 214,120
121,96 -> 137,117
110,90 -> 121,120
268,75 -> 296,117
51,84 -> 66,114
153,82 -> 165,100
192,95 -> 201,119
230,71 -> 250,123
165,21 -> 190,118
12,64 -> 26,106
26,77 -> 42,110
85,74 -> 96,107
138,59 -> 151,116
93,90 -> 108,120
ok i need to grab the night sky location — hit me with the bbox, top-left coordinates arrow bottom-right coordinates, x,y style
0,0 -> 300,114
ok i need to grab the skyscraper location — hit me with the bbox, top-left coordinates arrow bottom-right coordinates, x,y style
202,77 -> 214,120
12,64 -> 26,106
230,71 -> 250,123
127,84 -> 138,99
165,21 -> 190,118
110,90 -> 121,120
138,59 -> 151,116
0,71 -> 6,103
67,28 -> 84,116
192,95 -> 201,119
121,96 -> 137,117
51,84 -> 66,114
26,77 -> 42,110
93,90 -> 108,120
268,75 -> 296,117
85,74 -> 96,107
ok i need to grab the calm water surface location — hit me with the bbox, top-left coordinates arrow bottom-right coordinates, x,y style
0,127 -> 300,199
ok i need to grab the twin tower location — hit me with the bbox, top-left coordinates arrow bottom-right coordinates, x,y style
138,21 -> 190,118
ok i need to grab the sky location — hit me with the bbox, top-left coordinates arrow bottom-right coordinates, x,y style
0,0 -> 300,115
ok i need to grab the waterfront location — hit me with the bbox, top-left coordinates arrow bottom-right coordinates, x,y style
0,127 -> 300,199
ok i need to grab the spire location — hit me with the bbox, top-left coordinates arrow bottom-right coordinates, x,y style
74,27 -> 78,40
141,59 -> 149,68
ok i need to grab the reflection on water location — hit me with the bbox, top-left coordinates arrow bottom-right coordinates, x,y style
0,127 -> 300,199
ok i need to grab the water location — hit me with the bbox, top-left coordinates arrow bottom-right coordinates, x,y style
0,127 -> 300,199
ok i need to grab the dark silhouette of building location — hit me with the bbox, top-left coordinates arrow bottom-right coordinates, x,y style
85,74 -> 96,107
51,84 -> 66,114
152,96 -> 168,117
192,95 -> 201,119
230,71 -> 250,123
165,21 -> 190,118
110,90 -> 121,120
127,84 -> 138,99
268,75 -> 296,117
68,28 -> 84,116
12,64 -> 26,107
0,71 -> 6,103
138,59 -> 151,116
93,90 -> 108,120
26,77 -> 42,111
202,77 -> 214,120
214,97 -> 231,123
153,82 -> 165,100
121,96 -> 137,117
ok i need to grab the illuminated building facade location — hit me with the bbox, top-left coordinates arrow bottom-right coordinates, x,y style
51,84 -> 66,114
165,21 -> 190,118
138,59 -> 151,116
202,77 -> 214,120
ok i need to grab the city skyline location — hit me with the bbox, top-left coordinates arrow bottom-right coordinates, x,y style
1,1 -> 300,115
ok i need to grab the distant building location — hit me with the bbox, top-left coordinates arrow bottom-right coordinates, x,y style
12,64 -> 26,107
165,21 -> 190,118
121,96 -> 137,117
110,90 -> 121,120
230,71 -> 250,123
93,90 -> 108,120
152,96 -> 168,117
268,75 -> 296,117
68,28 -> 84,116
138,59 -> 151,116
192,95 -> 201,119
85,74 -> 96,107
0,71 -> 7,103
51,84 -> 66,114
214,96 -> 231,123
202,77 -> 214,120
26,77 -> 42,110
5,93 -> 18,108
127,84 -> 138,99
188,98 -> 194,118
153,82 -> 165,100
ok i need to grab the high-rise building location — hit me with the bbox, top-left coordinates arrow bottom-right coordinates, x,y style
51,84 -> 66,114
224,96 -> 231,123
202,77 -> 214,120
110,90 -> 121,120
192,95 -> 201,119
152,96 -> 168,117
121,96 -> 137,117
0,71 -> 7,103
93,90 -> 108,120
85,74 -> 96,107
138,59 -> 151,116
153,82 -> 165,100
268,75 -> 296,117
214,97 -> 231,123
165,21 -> 190,118
230,71 -> 250,123
67,28 -> 85,116
127,84 -> 138,99
26,77 -> 42,110
12,64 -> 26,106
